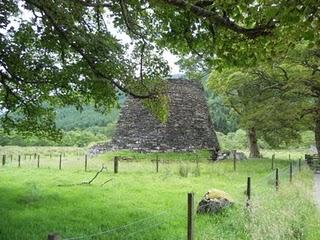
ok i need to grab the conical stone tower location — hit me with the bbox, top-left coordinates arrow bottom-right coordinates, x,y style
109,78 -> 220,157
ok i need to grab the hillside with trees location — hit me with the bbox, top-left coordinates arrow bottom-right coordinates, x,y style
0,105 -> 119,146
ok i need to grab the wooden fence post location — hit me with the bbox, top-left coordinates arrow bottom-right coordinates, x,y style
187,192 -> 194,240
37,155 -> 40,168
233,150 -> 236,171
114,156 -> 119,174
271,154 -> 275,170
289,162 -> 293,183
299,158 -> 302,172
48,233 -> 60,240
59,154 -> 62,170
85,155 -> 88,172
18,155 -> 21,167
156,155 -> 159,173
246,177 -> 251,207
2,155 -> 6,166
275,168 -> 279,191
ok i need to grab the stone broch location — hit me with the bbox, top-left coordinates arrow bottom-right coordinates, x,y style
93,78 -> 220,158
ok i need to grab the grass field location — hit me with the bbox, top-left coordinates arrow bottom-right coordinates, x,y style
0,147 -> 319,240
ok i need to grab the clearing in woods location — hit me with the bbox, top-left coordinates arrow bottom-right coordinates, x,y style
0,147 -> 320,240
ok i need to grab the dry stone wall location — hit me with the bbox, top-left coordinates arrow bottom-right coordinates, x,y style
106,78 -> 220,156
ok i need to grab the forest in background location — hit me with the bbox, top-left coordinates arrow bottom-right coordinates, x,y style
0,105 -> 118,147
0,90 -> 315,150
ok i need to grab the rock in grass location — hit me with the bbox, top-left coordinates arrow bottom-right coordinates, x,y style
217,151 -> 247,161
197,189 -> 233,214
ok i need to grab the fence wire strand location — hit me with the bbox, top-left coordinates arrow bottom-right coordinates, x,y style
62,203 -> 186,240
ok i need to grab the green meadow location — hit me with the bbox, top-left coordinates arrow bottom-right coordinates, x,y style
0,147 -> 319,240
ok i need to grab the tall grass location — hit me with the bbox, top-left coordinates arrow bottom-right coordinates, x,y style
0,147 -> 319,240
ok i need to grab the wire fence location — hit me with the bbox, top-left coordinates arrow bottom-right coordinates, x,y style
0,150 -> 303,177
46,158 -> 308,240
0,151 -> 309,240
60,202 -> 187,240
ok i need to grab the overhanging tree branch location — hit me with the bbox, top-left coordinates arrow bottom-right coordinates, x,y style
25,0 -> 156,99
159,0 -> 276,38
194,0 -> 214,8
74,0 -> 112,8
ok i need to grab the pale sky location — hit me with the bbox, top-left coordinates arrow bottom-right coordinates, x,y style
102,13 -> 181,75
162,51 -> 181,75
3,6 -> 181,75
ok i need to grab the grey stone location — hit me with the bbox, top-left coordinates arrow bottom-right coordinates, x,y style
91,79 -> 220,158
217,151 -> 247,160
310,145 -> 318,155
235,152 -> 247,160
197,198 -> 232,214
196,189 -> 233,214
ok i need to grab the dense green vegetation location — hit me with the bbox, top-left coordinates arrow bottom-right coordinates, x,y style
217,130 -> 315,152
1,2 -> 320,240
207,91 -> 239,134
1,0 -> 319,153
208,44 -> 320,157
0,127 -> 112,147
1,0 -> 320,137
0,148 -> 318,240
0,105 -> 119,147
55,105 -> 119,131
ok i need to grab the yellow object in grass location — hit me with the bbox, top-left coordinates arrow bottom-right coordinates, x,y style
205,189 -> 233,202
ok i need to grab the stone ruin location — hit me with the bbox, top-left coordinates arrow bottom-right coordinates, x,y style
92,78 -> 220,158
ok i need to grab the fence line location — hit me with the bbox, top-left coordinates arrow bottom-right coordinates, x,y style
0,152 -> 307,239
1,153 -> 304,173
125,213 -> 184,240
62,203 -> 186,240
45,156 -> 306,239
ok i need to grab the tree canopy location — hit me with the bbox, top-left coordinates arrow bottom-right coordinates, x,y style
209,44 -> 320,155
1,0 -> 319,138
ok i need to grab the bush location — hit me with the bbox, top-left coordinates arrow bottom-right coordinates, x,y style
217,129 -> 248,150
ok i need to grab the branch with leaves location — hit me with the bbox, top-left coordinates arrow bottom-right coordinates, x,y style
161,0 -> 276,39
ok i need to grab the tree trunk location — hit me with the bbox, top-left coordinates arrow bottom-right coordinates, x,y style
315,112 -> 320,155
248,127 -> 260,158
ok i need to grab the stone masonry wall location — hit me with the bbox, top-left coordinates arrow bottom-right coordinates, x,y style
108,78 -> 220,154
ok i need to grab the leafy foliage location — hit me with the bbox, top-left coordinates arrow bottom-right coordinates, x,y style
55,105 -> 119,131
0,128 -> 111,147
0,104 -> 119,147
209,43 -> 320,149
0,0 -> 169,137
1,0 -> 320,137
207,91 -> 238,134
216,129 -> 248,150
217,129 -> 315,151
